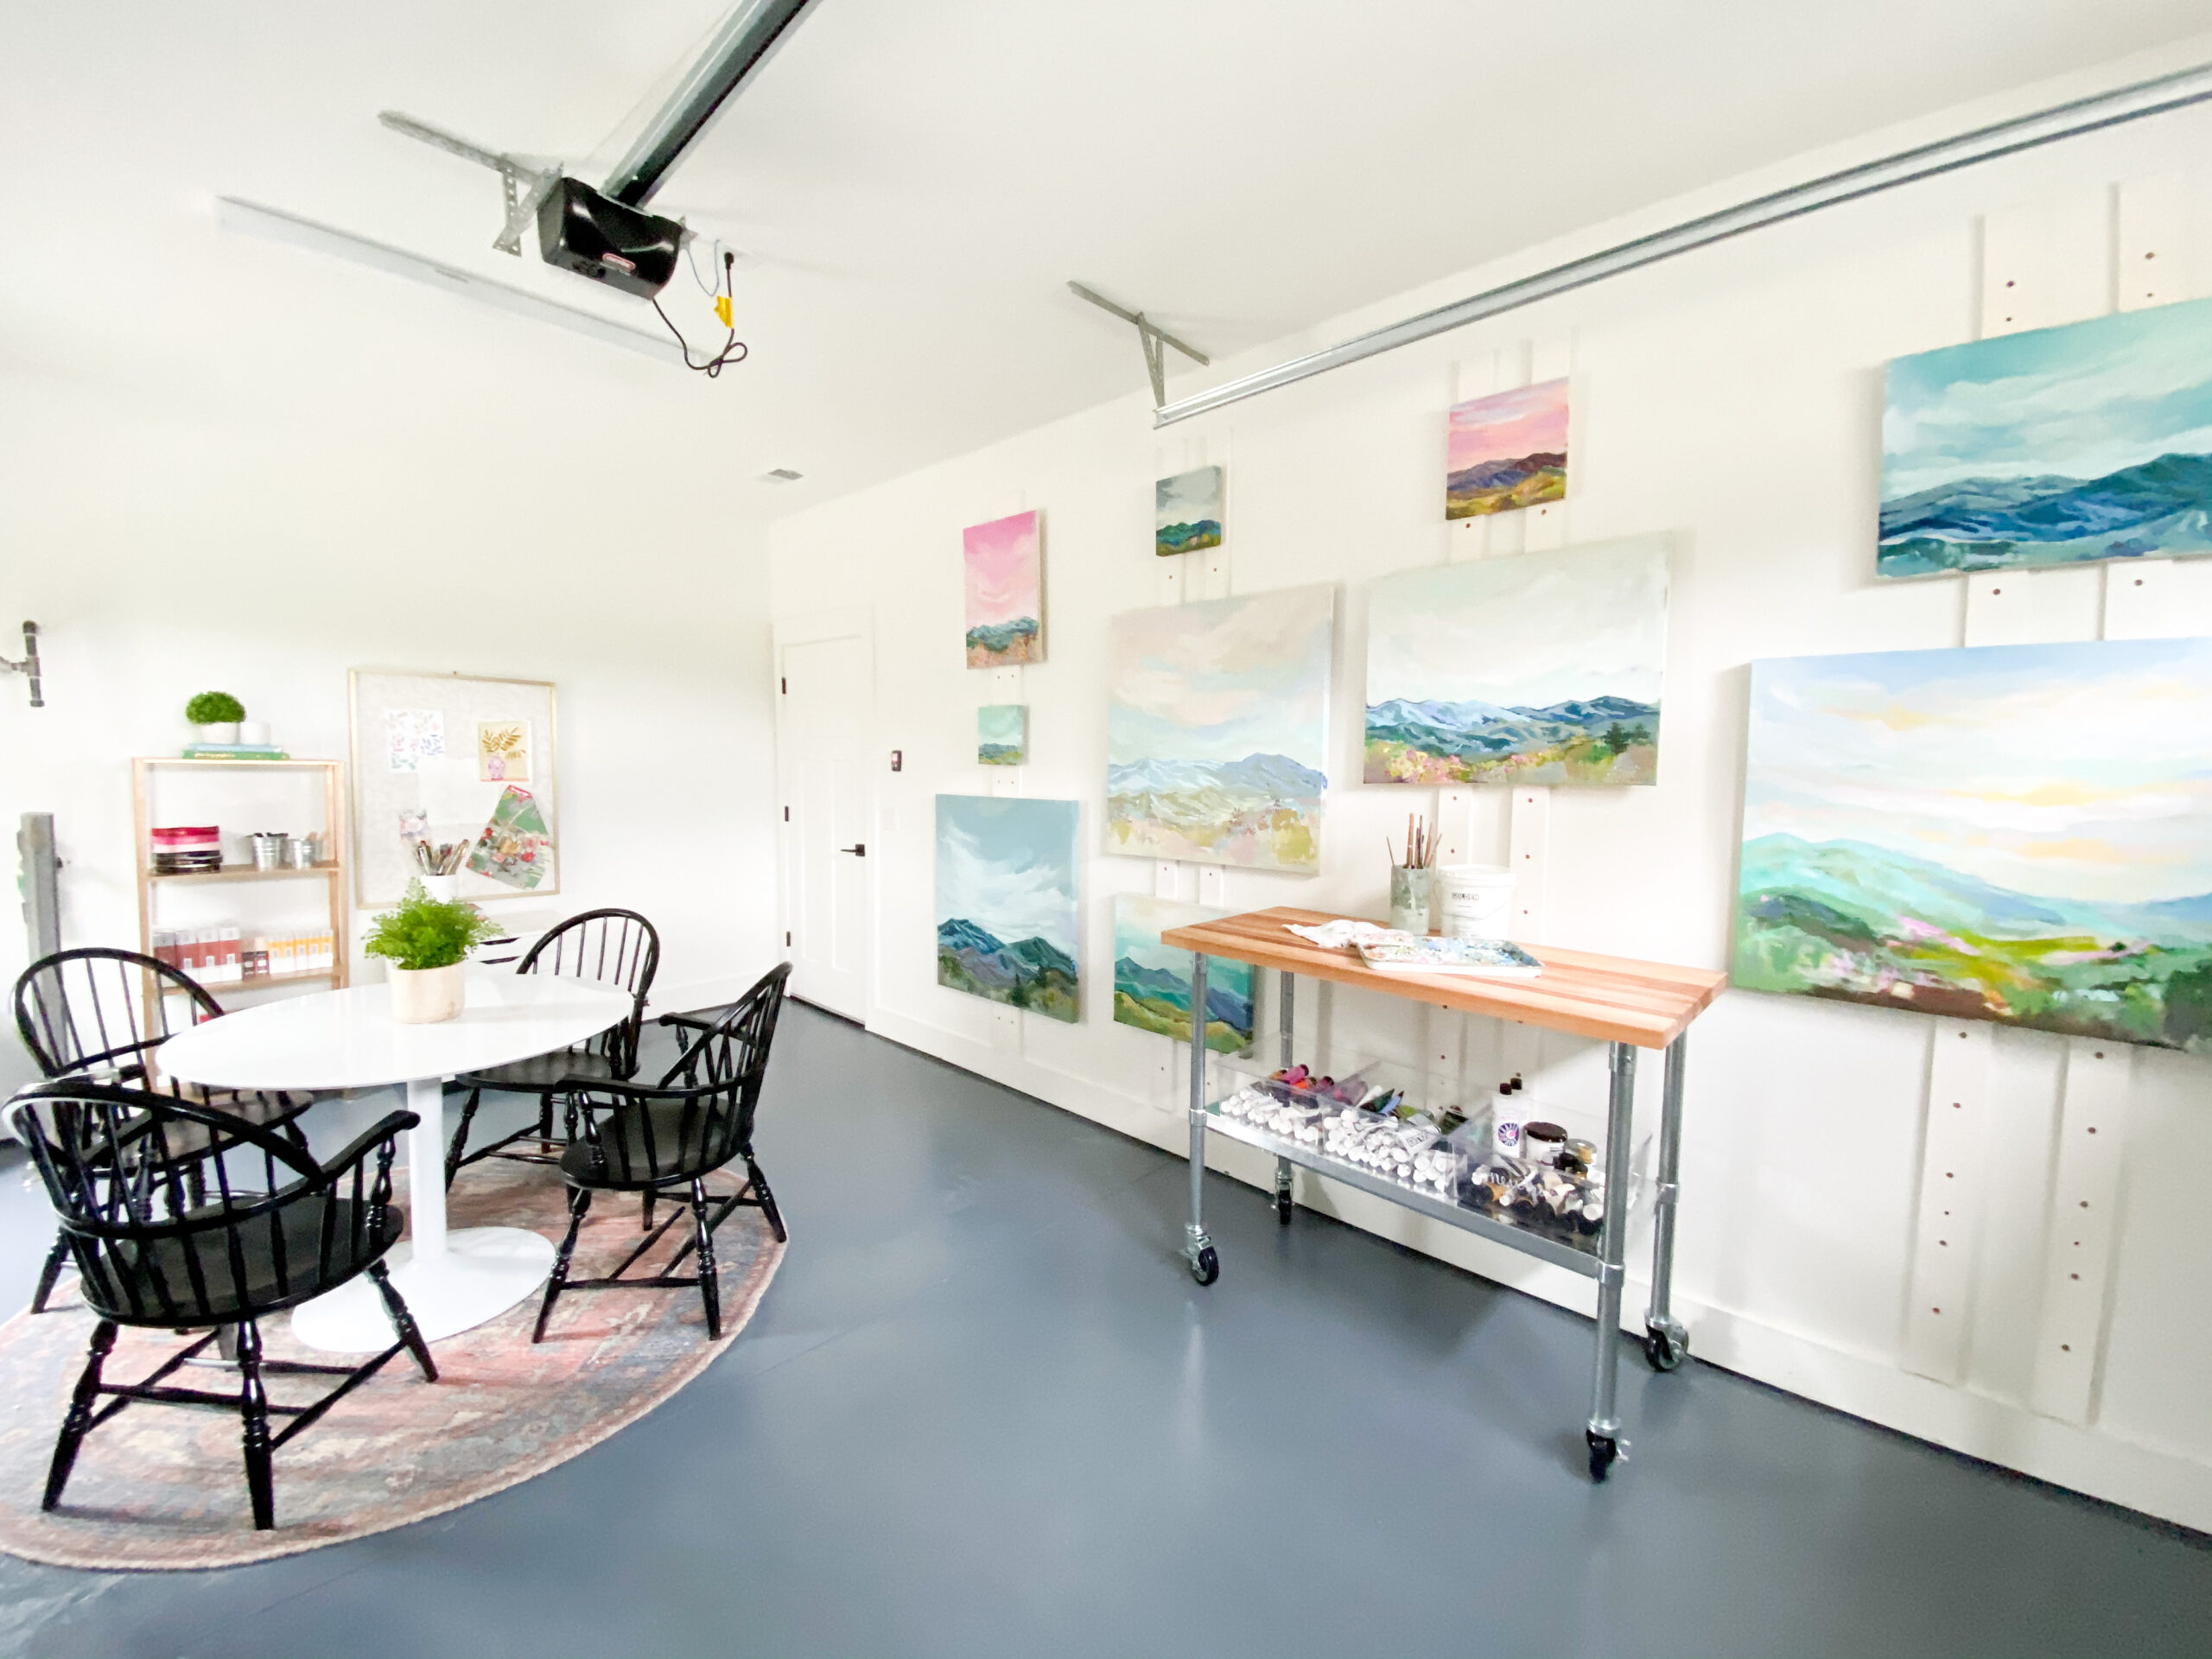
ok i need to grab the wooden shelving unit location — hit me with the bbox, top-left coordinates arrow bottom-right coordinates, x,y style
131,758 -> 350,1014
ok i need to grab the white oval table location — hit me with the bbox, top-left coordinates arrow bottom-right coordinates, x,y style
158,972 -> 633,1353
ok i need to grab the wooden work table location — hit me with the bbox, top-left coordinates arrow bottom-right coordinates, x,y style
1159,906 -> 1727,1050
1157,905 -> 1726,1482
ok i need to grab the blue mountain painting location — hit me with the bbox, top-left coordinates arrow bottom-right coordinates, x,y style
937,918 -> 1078,1021
1363,695 -> 1658,785
1878,453 -> 2212,576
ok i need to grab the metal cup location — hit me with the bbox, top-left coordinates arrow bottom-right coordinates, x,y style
250,833 -> 286,872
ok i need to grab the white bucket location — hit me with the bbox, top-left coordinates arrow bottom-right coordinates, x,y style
1437,864 -> 1515,938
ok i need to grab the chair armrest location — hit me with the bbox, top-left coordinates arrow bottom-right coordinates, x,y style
315,1110 -> 422,1185
657,1011 -> 719,1035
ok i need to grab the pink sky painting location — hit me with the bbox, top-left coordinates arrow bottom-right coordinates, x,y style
1447,378 -> 1569,473
963,509 -> 1043,665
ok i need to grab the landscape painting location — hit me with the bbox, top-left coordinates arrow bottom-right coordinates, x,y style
1112,896 -> 1254,1052
1106,585 -> 1333,873
964,509 -> 1044,666
1879,296 -> 2212,576
977,703 -> 1027,766
1156,465 -> 1224,556
1365,537 -> 1667,785
1734,637 -> 2212,1052
936,795 -> 1079,1022
1446,378 -> 1568,519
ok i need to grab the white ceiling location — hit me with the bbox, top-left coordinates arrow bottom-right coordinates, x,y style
5,1 -> 2212,521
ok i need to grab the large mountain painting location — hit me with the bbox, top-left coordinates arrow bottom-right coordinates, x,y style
1106,586 -> 1334,872
1879,296 -> 2212,576
1111,896 -> 1254,1052
1734,639 -> 2212,1051
936,795 -> 1079,1021
1364,537 -> 1668,786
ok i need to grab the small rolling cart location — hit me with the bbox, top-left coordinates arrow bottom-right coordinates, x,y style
1159,906 -> 1726,1481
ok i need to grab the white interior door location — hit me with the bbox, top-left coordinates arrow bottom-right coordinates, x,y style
775,613 -> 872,1020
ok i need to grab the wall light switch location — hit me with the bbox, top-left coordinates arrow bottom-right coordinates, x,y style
890,749 -> 902,772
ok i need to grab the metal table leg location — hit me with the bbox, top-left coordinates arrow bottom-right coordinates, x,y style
1184,952 -> 1219,1285
1585,1040 -> 1636,1480
1274,969 -> 1295,1225
1643,1033 -> 1689,1373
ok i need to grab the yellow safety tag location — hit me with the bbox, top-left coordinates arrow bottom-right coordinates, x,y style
713,295 -> 733,328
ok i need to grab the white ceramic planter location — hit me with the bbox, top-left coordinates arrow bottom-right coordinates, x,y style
236,720 -> 270,746
417,874 -> 461,902
192,721 -> 241,745
387,962 -> 466,1025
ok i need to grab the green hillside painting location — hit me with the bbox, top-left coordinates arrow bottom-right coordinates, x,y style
1735,639 -> 2212,1050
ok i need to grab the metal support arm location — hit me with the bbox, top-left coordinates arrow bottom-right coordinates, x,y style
0,621 -> 41,708
1068,282 -> 1210,409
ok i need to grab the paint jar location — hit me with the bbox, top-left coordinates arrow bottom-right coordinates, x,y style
1389,867 -> 1435,934
1523,1121 -> 1568,1166
1438,864 -> 1515,938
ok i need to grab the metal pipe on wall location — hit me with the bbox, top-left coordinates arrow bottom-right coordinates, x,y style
1154,60 -> 2212,427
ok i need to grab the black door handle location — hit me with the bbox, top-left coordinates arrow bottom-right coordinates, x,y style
839,843 -> 867,856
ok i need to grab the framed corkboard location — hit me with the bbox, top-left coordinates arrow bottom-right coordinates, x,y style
347,669 -> 559,907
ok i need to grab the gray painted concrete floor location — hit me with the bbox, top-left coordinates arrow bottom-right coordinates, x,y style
0,1002 -> 2205,1657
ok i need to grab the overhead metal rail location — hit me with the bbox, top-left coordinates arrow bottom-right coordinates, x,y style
1154,60 -> 2212,427
605,0 -> 821,206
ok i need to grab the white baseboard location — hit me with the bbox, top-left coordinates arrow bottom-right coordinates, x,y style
860,1001 -> 2212,1534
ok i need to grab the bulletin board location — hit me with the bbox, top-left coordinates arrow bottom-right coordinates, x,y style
347,669 -> 559,907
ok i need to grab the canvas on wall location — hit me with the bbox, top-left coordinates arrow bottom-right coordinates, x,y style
1365,537 -> 1667,786
1105,585 -> 1333,873
1155,465 -> 1224,556
1734,637 -> 2212,1051
1446,378 -> 1567,519
977,703 -> 1027,766
963,509 -> 1044,666
1879,296 -> 2212,576
936,794 -> 1079,1022
1111,896 -> 1254,1052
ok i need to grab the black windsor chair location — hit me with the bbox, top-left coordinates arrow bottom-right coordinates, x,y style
533,963 -> 789,1344
5,1080 -> 437,1531
11,947 -> 317,1315
443,909 -> 661,1189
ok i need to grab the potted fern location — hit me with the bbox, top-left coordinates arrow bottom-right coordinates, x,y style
362,879 -> 502,1024
184,690 -> 245,745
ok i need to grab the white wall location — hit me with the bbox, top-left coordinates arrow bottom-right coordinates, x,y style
768,92 -> 2212,1526
0,298 -> 785,1093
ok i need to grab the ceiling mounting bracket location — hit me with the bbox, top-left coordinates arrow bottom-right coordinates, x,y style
1,622 -> 44,709
1068,282 -> 1209,409
378,111 -> 563,256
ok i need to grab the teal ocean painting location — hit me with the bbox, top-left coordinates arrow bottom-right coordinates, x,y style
936,795 -> 1079,1021
1106,585 -> 1333,873
1734,638 -> 2212,1050
1156,465 -> 1224,556
1880,296 -> 2212,576
977,703 -> 1027,766
1111,896 -> 1254,1052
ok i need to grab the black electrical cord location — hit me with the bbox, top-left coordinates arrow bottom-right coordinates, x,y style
654,249 -> 749,377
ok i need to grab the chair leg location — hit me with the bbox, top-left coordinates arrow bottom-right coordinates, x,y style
536,1090 -> 556,1144
443,1088 -> 483,1190
533,1188 -> 593,1344
366,1261 -> 438,1382
641,1192 -> 655,1232
236,1320 -> 276,1531
747,1157 -> 787,1244
42,1319 -> 117,1511
30,1231 -> 70,1315
690,1179 -> 721,1341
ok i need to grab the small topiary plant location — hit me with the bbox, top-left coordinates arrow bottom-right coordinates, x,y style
184,690 -> 246,725
361,879 -> 502,971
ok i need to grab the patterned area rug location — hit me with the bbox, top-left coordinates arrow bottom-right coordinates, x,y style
0,1158 -> 784,1570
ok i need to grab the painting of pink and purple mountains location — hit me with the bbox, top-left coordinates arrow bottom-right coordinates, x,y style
1446,378 -> 1568,519
963,510 -> 1044,666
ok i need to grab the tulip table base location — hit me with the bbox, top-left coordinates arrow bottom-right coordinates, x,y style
289,1078 -> 557,1353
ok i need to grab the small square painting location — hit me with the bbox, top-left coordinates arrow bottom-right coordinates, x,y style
1112,895 -> 1254,1052
1155,465 -> 1224,556
476,720 -> 531,783
963,509 -> 1044,666
1446,378 -> 1568,519
977,704 -> 1027,766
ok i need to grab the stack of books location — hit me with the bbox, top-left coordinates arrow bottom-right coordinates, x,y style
181,742 -> 290,760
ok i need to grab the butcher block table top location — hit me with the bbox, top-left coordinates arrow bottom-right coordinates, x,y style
1159,906 -> 1726,1051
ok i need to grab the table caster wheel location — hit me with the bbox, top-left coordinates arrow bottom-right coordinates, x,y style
1274,1191 -> 1293,1226
1586,1430 -> 1618,1482
1643,1324 -> 1686,1373
1190,1245 -> 1219,1286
